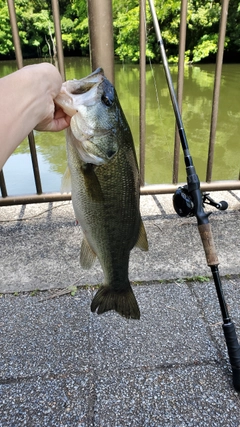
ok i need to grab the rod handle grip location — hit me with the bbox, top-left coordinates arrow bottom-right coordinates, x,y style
198,223 -> 219,266
223,322 -> 240,391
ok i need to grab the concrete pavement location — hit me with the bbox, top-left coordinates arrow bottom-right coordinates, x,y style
0,190 -> 240,426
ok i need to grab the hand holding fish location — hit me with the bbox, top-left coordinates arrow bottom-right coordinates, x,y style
35,102 -> 71,132
0,63 -> 71,169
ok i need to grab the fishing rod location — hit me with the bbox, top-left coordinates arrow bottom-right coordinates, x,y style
148,0 -> 240,391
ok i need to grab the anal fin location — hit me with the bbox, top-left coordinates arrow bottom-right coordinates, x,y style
135,219 -> 148,251
80,236 -> 96,269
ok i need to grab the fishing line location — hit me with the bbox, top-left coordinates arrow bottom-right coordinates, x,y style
142,2 -> 162,120
148,58 -> 161,117
142,2 -> 173,161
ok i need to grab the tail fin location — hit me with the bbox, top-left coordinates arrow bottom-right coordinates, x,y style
91,285 -> 140,319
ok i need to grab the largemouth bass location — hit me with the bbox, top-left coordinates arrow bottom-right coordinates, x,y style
55,68 -> 148,319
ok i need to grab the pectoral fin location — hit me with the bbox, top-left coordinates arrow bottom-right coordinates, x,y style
80,236 -> 96,269
135,219 -> 148,251
81,163 -> 104,202
61,166 -> 72,193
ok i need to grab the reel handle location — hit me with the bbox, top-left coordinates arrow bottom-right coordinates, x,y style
202,193 -> 228,211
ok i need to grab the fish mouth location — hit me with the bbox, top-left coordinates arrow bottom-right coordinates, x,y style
71,68 -> 104,95
55,68 -> 105,116
64,68 -> 104,107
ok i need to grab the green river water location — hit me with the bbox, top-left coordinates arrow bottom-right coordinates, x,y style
1,57 -> 240,196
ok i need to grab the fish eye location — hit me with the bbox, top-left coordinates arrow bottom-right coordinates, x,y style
101,94 -> 113,107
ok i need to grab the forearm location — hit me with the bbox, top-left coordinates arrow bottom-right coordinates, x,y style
0,63 -> 62,170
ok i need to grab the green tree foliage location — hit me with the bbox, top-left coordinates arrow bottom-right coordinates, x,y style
187,0 -> 221,62
113,3 -> 141,62
0,0 -> 13,55
113,0 -> 222,63
60,0 -> 89,55
0,0 -> 89,58
226,0 -> 240,53
0,0 -> 240,63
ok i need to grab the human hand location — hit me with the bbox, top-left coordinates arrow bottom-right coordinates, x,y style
35,102 -> 71,132
0,62 -> 71,169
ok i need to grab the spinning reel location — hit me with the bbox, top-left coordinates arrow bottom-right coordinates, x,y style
173,185 -> 228,217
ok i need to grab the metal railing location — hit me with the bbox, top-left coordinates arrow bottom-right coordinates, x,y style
0,0 -> 239,206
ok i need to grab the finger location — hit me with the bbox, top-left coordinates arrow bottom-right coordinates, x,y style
48,115 -> 71,132
35,114 -> 71,132
54,105 -> 70,120
54,115 -> 71,131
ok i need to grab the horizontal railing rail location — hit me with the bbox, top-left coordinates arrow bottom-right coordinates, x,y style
0,0 -> 239,207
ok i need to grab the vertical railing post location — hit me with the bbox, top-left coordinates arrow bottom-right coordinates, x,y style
206,0 -> 230,182
6,0 -> 23,69
51,0 -> 66,81
87,0 -> 114,84
0,170 -> 7,198
172,0 -> 188,184
139,0 -> 146,187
